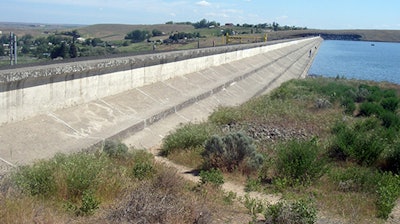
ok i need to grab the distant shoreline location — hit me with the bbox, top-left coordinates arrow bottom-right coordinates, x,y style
267,29 -> 400,43
1,22 -> 399,43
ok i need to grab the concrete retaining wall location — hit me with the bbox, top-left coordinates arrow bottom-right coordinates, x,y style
0,38 -> 317,125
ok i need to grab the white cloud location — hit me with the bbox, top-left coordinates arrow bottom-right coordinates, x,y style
196,0 -> 211,7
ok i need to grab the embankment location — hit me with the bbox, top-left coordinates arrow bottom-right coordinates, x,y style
0,37 -> 322,167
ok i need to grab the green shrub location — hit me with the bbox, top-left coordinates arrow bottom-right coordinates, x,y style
209,106 -> 241,125
275,140 -> 326,186
329,119 -> 386,166
359,102 -> 384,117
360,84 -> 383,102
264,199 -> 317,224
330,167 -> 400,219
380,111 -> 400,129
223,191 -> 237,205
131,150 -> 155,180
383,89 -> 397,98
270,81 -> 293,100
383,142 -> 400,174
199,168 -> 224,186
354,86 -> 371,103
376,172 -> 400,219
329,122 -> 356,161
341,97 -> 356,114
12,161 -> 56,197
161,123 -> 216,156
132,162 -> 154,180
381,97 -> 399,112
55,153 -> 106,199
329,166 -> 381,192
245,177 -> 262,192
202,132 -> 263,172
103,140 -> 128,158
76,190 -> 100,216
242,194 -> 267,222
352,133 -> 385,166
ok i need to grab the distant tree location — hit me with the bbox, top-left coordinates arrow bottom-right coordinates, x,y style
168,32 -> 200,42
47,35 -> 65,45
34,37 -> 47,45
122,41 -> 130,46
91,38 -> 103,47
51,42 -> 69,59
208,21 -> 218,27
165,21 -> 174,24
21,44 -> 30,54
0,44 -> 4,56
272,22 -> 280,31
71,30 -> 80,43
0,35 -> 8,44
152,29 -> 163,36
222,29 -> 234,36
258,23 -> 268,29
69,43 -> 78,58
20,34 -> 34,45
125,30 -> 151,43
193,19 -> 208,29
34,43 -> 51,58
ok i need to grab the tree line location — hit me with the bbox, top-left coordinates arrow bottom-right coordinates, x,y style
0,31 -> 115,60
0,19 -> 307,65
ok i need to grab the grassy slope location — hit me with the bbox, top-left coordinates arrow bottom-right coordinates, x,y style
2,22 -> 400,42
76,24 -> 194,41
76,24 -> 400,42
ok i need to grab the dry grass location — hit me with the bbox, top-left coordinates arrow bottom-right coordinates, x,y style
314,177 -> 385,224
0,148 -> 255,224
76,24 -> 194,41
166,146 -> 204,169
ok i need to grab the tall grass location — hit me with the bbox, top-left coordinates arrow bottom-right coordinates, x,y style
161,122 -> 218,156
275,140 -> 327,186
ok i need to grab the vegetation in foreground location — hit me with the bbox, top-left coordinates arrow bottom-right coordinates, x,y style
162,76 -> 400,223
0,140 -> 251,223
1,77 -> 400,223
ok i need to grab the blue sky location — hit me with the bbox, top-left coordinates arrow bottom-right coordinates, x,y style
2,0 -> 400,29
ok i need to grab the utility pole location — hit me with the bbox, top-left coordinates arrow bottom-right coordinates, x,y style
9,32 -> 17,65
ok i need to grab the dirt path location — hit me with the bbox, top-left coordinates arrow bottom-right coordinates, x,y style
148,146 -> 352,224
150,146 -> 282,205
386,200 -> 400,224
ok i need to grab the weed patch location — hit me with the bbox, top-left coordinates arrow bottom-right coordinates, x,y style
161,122 -> 218,156
264,199 -> 317,224
199,168 -> 224,186
275,140 -> 327,186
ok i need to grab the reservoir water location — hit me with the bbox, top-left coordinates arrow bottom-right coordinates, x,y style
309,40 -> 400,84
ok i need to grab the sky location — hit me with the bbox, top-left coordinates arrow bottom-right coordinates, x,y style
1,0 -> 400,30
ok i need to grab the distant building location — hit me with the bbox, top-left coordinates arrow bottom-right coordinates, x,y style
225,23 -> 234,27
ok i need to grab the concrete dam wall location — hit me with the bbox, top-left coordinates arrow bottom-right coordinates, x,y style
0,37 -> 322,167
0,37 -> 320,125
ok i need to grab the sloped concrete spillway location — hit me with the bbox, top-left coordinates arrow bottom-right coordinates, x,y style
0,37 -> 322,169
